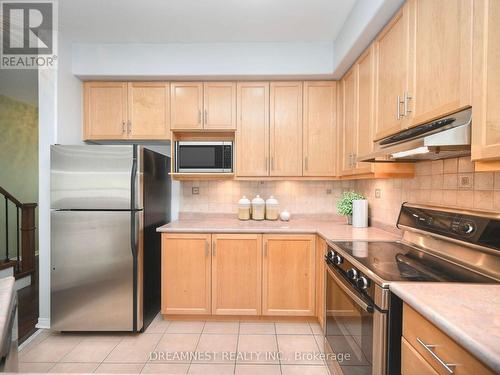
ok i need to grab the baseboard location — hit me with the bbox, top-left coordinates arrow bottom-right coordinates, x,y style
36,317 -> 50,329
17,329 -> 43,351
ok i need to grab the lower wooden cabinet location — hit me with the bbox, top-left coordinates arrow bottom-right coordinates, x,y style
161,233 -> 211,315
315,237 -> 327,329
262,234 -> 316,316
211,234 -> 262,315
401,337 -> 438,375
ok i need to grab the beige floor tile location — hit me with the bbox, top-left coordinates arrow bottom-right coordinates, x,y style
48,362 -> 99,373
203,321 -> 239,334
152,333 -> 200,363
145,314 -> 171,334
61,340 -> 118,362
188,363 -> 235,374
313,335 -> 325,354
18,330 -> 52,353
237,335 -> 279,364
18,362 -> 54,373
275,323 -> 312,335
235,364 -> 281,375
281,365 -> 329,375
19,335 -> 82,363
166,321 -> 205,334
94,363 -> 146,374
104,333 -> 162,363
141,363 -> 189,374
239,323 -> 275,335
193,334 -> 238,363
277,335 -> 323,365
77,333 -> 125,343
309,323 -> 323,335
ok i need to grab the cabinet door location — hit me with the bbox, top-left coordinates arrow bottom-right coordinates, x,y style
472,0 -> 500,164
315,237 -> 327,330
303,82 -> 337,176
270,82 -> 303,176
341,67 -> 357,176
401,338 -> 439,375
83,82 -> 127,140
128,82 -> 170,140
355,47 -> 376,174
236,82 -> 270,176
262,235 -> 315,316
203,82 -> 236,130
170,83 -> 203,130
408,0 -> 472,126
212,234 -> 262,315
374,4 -> 410,140
161,233 -> 211,315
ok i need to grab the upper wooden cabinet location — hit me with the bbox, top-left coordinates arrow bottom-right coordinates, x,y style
170,82 -> 203,130
270,82 -> 303,177
472,0 -> 500,167
303,81 -> 337,177
341,67 -> 358,176
262,234 -> 315,316
84,82 -> 128,140
128,82 -> 170,140
407,0 -> 472,126
211,234 -> 262,315
374,3 -> 411,140
161,233 -> 211,315
203,82 -> 236,130
236,82 -> 270,177
84,82 -> 170,141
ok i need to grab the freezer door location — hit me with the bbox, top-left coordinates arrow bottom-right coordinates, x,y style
51,210 -> 139,331
51,145 -> 141,210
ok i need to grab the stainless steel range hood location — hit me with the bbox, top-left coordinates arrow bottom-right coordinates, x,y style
359,108 -> 472,162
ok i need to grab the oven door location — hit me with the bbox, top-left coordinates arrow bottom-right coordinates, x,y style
325,264 -> 387,375
175,141 -> 232,173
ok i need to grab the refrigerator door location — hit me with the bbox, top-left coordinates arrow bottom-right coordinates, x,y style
51,145 -> 141,210
51,210 -> 139,331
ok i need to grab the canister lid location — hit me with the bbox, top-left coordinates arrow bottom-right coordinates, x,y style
266,195 -> 279,206
252,195 -> 265,205
238,196 -> 251,206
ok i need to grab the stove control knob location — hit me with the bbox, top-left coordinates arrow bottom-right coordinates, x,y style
460,223 -> 474,234
333,254 -> 343,265
356,277 -> 369,290
346,268 -> 358,280
326,249 -> 335,260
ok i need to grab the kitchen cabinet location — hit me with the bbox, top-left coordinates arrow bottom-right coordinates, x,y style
84,82 -> 170,141
315,236 -> 327,329
262,234 -> 315,316
83,82 -> 128,140
211,234 -> 262,315
161,233 -> 211,315
402,303 -> 494,375
407,0 -> 472,127
341,66 -> 357,176
203,82 -> 236,130
374,3 -> 411,140
170,82 -> 203,130
472,0 -> 500,170
236,82 -> 270,177
270,82 -> 303,177
127,82 -> 170,140
303,81 -> 337,176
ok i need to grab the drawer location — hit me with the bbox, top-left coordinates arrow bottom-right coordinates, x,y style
402,303 -> 494,375
402,337 -> 438,375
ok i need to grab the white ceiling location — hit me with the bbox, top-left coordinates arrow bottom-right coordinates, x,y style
59,0 -> 356,43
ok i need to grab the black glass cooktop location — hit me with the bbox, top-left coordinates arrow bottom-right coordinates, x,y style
333,241 -> 494,283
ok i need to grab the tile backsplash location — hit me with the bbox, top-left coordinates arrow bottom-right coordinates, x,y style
355,157 -> 500,226
179,157 -> 499,227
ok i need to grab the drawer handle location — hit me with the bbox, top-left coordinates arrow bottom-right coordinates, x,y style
416,338 -> 456,374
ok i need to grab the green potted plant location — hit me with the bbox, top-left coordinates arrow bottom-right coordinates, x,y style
336,191 -> 365,225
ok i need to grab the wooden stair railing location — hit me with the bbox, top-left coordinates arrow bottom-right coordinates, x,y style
0,186 -> 37,280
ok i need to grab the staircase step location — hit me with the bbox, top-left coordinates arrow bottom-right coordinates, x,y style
0,259 -> 17,271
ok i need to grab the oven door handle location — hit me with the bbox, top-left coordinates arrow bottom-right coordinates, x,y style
327,266 -> 374,313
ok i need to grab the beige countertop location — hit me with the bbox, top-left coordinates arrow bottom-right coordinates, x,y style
390,282 -> 500,373
157,214 -> 399,242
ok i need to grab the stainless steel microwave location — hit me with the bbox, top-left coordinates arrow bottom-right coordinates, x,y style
174,141 -> 233,173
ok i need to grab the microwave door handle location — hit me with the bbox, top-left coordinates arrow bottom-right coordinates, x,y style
327,266 -> 374,313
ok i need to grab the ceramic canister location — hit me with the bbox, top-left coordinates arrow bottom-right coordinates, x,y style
265,196 -> 279,220
238,196 -> 251,220
251,195 -> 265,221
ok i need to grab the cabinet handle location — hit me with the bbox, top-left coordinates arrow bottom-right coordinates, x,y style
305,156 -> 308,171
416,338 -> 456,374
212,241 -> 216,256
205,240 -> 209,257
396,95 -> 401,120
127,120 -> 131,134
198,110 -> 202,125
122,121 -> 126,134
204,109 -> 208,124
404,91 -> 412,116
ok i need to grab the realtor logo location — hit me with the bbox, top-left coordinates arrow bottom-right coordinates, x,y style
1,0 -> 57,69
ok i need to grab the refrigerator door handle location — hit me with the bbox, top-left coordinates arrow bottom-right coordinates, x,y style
130,145 -> 138,332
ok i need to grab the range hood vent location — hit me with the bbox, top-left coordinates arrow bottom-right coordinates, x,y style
359,108 -> 472,163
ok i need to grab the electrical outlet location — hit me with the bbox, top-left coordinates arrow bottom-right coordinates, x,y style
326,188 -> 332,195
192,187 -> 199,195
375,189 -> 381,199
458,174 -> 473,189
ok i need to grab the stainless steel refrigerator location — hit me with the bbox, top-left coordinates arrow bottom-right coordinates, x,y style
50,145 -> 171,332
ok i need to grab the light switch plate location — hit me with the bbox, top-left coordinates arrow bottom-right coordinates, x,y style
375,189 -> 381,199
192,187 -> 199,195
